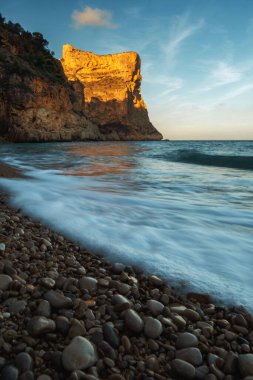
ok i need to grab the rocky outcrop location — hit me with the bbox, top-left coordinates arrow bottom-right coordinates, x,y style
0,16 -> 162,142
61,45 -> 162,140
0,21 -> 101,142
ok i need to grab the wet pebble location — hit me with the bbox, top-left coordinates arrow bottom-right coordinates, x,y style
62,336 -> 97,371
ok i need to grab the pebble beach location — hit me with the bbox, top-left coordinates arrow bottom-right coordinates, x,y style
1,165 -> 253,380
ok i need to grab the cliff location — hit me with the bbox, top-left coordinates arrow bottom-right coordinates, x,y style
0,18 -> 101,142
61,45 -> 162,140
0,15 -> 162,142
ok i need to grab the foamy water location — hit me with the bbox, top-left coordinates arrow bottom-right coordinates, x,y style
1,141 -> 253,309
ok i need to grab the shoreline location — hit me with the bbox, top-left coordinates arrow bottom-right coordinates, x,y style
0,167 -> 253,378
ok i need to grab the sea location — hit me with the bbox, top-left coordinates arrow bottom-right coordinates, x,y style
1,140 -> 253,310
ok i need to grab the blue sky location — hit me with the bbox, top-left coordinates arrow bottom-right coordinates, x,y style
1,0 -> 253,139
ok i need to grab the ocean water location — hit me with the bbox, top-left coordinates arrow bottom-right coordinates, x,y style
1,140 -> 253,310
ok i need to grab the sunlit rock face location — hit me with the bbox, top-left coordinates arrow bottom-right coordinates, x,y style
61,44 -> 163,140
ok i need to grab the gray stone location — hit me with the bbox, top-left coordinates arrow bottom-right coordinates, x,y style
79,276 -> 97,292
146,299 -> 164,316
149,275 -> 163,286
37,376 -> 52,380
35,300 -> 51,318
0,274 -> 12,290
9,300 -> 27,315
68,319 -> 86,338
27,316 -> 56,336
176,347 -> 203,366
62,336 -> 97,371
55,316 -> 70,336
44,290 -> 72,309
239,354 -> 253,377
40,278 -> 55,289
0,243 -> 5,252
144,317 -> 163,339
176,332 -> 198,349
0,365 -> 19,380
172,359 -> 195,379
103,323 -> 119,348
124,309 -> 143,333
15,352 -> 33,372
184,308 -> 200,322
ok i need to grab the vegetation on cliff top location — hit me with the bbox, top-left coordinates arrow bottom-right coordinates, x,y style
0,13 -> 65,83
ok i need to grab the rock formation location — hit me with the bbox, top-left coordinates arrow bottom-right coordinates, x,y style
61,45 -> 162,140
0,16 -> 162,142
0,20 -> 100,142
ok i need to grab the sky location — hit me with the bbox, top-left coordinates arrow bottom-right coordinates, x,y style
1,0 -> 253,140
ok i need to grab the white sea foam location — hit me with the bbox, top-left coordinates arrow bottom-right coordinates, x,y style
1,141 -> 253,310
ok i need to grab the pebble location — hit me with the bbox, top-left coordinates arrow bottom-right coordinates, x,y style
0,365 -> 19,380
9,300 -> 27,314
146,299 -> 164,316
15,352 -> 33,372
37,375 -> 52,380
172,358 -> 196,379
103,323 -> 120,348
35,300 -> 51,318
44,290 -> 72,309
79,276 -> 97,291
0,274 -> 12,290
144,317 -> 163,339
176,347 -> 203,366
176,332 -> 198,349
239,354 -> 253,377
0,243 -> 5,252
62,336 -> 97,371
40,277 -> 55,289
124,309 -> 144,333
27,316 -> 56,336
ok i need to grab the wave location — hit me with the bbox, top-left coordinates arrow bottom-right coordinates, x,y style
161,149 -> 253,170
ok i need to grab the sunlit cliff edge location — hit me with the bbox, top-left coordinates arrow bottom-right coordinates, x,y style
0,16 -> 162,142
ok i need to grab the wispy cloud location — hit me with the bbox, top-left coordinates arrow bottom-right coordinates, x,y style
72,6 -> 118,29
217,82 -> 253,102
161,13 -> 204,65
201,61 -> 242,91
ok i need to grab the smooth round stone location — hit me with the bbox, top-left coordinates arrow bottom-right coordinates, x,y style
37,375 -> 52,380
27,316 -> 56,336
172,359 -> 195,379
183,308 -> 200,322
15,352 -> 33,372
124,309 -> 143,333
55,316 -> 70,336
44,290 -> 72,309
0,274 -> 12,290
103,323 -> 119,348
112,294 -> 131,306
239,354 -> 253,377
9,300 -> 27,315
116,282 -> 130,295
68,319 -> 86,338
62,336 -> 97,371
40,278 -> 55,289
19,371 -> 34,380
172,314 -> 187,329
176,347 -> 203,366
176,332 -> 198,349
79,276 -> 97,291
149,275 -> 163,286
35,300 -> 51,318
0,365 -> 19,380
112,263 -> 126,274
0,243 -> 6,252
144,317 -> 163,339
146,300 -> 164,316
